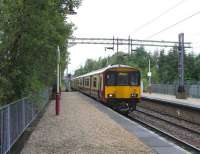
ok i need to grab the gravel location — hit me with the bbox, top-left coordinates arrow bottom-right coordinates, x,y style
131,107 -> 200,148
137,106 -> 200,134
21,92 -> 154,154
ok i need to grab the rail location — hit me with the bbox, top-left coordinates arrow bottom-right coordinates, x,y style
0,88 -> 51,154
134,98 -> 200,152
129,114 -> 200,153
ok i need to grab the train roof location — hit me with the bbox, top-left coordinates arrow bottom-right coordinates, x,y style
73,64 -> 139,79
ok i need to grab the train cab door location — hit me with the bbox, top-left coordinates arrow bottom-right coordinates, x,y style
90,76 -> 92,96
98,74 -> 103,100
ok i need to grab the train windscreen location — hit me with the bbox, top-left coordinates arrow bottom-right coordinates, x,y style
106,72 -> 116,86
117,72 -> 129,85
106,71 -> 140,86
130,72 -> 140,86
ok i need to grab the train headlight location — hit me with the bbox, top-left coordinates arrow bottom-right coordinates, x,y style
108,93 -> 115,98
131,93 -> 138,98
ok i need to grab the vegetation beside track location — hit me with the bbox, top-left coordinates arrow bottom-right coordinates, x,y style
74,47 -> 200,89
0,0 -> 81,105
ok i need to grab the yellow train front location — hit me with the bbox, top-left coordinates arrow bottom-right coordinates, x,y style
103,65 -> 141,113
71,64 -> 141,113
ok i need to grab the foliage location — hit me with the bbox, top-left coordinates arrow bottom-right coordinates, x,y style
157,48 -> 179,83
195,55 -> 200,80
74,46 -> 200,88
0,0 -> 81,105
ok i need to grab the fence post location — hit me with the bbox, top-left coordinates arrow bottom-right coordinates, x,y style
174,84 -> 176,95
22,99 -> 25,131
31,97 -> 34,120
198,85 -> 200,98
0,89 -> 50,154
7,105 -> 11,153
167,84 -> 168,94
0,110 -> 3,154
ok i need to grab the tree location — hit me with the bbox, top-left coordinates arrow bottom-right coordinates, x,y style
156,47 -> 178,83
185,53 -> 196,82
0,0 -> 81,105
194,54 -> 200,81
73,46 -> 200,90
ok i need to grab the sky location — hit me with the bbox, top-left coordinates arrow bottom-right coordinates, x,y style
67,0 -> 200,74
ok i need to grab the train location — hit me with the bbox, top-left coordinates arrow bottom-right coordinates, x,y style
71,64 -> 141,113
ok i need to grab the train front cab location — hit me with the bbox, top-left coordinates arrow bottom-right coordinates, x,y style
103,68 -> 141,112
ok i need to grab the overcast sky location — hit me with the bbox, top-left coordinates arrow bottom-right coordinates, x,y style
67,0 -> 200,74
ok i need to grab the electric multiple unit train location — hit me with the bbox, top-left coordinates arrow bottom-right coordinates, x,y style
71,64 -> 141,113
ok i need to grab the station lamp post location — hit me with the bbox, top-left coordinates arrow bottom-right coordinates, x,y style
105,47 -> 114,65
67,0 -> 77,15
55,2 -> 77,115
56,46 -> 61,115
105,36 -> 114,65
147,59 -> 152,94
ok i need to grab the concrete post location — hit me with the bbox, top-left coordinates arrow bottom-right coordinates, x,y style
176,33 -> 187,99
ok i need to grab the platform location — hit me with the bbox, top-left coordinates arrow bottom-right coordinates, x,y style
21,92 -> 188,154
142,92 -> 200,110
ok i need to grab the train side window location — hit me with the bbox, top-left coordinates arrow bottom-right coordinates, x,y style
87,78 -> 90,87
80,80 -> 82,86
84,79 -> 87,86
93,77 -> 97,88
84,78 -> 89,86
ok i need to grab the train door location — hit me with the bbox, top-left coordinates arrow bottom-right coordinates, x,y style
90,76 -> 92,95
98,74 -> 103,100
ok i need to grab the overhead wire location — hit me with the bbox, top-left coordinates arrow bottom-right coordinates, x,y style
193,42 -> 200,47
193,45 -> 200,49
134,0 -> 186,33
146,10 -> 200,39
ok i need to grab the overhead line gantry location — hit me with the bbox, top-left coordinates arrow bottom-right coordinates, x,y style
68,37 -> 192,54
68,37 -> 191,48
68,34 -> 192,99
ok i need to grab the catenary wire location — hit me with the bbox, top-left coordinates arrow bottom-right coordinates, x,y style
134,0 -> 186,33
146,10 -> 200,39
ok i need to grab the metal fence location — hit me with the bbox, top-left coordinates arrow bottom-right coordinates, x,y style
0,88 -> 51,154
151,84 -> 200,98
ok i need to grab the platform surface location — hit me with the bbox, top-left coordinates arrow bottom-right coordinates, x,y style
21,92 -> 188,154
142,92 -> 200,109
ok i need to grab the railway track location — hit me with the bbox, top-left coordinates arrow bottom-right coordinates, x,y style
136,106 -> 200,135
83,92 -> 200,154
127,106 -> 200,153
